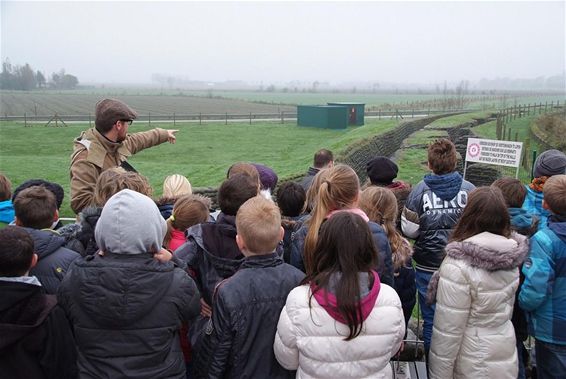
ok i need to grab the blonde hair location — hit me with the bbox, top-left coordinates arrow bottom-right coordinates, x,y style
359,186 -> 412,270
164,194 -> 211,248
304,164 -> 360,273
93,169 -> 153,207
544,175 -> 566,216
236,196 -> 281,255
163,174 -> 192,198
303,168 -> 330,213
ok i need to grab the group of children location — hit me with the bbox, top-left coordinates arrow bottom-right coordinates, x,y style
0,141 -> 565,379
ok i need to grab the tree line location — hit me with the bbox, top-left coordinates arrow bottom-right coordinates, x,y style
0,59 -> 79,91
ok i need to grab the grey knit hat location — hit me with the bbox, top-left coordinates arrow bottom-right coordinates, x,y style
95,98 -> 138,133
95,189 -> 166,255
534,149 -> 566,178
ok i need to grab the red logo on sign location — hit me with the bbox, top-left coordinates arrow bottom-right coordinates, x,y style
468,143 -> 480,158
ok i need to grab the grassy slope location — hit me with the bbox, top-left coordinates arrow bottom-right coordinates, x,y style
0,118 -> 399,217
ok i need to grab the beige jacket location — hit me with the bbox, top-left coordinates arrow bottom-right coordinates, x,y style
428,232 -> 528,379
69,127 -> 169,214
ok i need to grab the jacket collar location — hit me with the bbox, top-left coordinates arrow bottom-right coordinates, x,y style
444,232 -> 528,271
83,128 -> 132,168
240,252 -> 282,269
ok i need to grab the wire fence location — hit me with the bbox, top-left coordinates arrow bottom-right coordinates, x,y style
494,100 -> 565,183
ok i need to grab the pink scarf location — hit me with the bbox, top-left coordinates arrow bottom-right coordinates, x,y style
327,208 -> 370,222
311,270 -> 381,324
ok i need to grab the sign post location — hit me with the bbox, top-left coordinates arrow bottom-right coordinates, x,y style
464,138 -> 523,179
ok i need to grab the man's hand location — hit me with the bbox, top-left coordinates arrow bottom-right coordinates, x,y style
167,129 -> 178,144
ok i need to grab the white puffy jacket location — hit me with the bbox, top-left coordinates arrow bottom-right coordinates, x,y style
428,232 -> 528,379
274,282 -> 404,379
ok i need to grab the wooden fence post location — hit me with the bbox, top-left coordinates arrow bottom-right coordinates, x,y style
225,113 -> 228,125
249,112 -> 252,125
173,113 -> 176,127
281,111 -> 284,124
199,113 -> 202,125
148,112 -> 151,126
89,113 -> 92,127
24,113 -> 27,127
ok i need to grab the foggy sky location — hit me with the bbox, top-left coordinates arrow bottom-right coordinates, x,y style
1,1 -> 564,85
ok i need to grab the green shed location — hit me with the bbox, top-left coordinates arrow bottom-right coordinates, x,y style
327,102 -> 365,126
297,105 -> 349,129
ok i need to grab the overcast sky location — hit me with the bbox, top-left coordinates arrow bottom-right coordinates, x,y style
1,1 -> 564,85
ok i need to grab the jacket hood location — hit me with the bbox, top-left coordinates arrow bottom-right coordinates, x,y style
444,232 -> 528,271
24,227 -> 66,259
198,213 -> 243,260
548,216 -> 566,243
0,199 -> 15,224
71,254 -> 177,326
312,271 -> 381,324
57,222 -> 82,243
0,281 -> 56,349
95,189 -> 166,255
509,207 -> 536,230
423,171 -> 464,201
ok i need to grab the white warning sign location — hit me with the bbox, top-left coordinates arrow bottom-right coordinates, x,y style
465,138 -> 523,168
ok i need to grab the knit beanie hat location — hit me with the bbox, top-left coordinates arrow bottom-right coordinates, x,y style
366,156 -> 398,185
252,163 -> 278,192
95,189 -> 166,255
534,149 -> 566,178
12,179 -> 65,210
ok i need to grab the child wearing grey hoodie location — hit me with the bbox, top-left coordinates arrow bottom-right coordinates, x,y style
58,189 -> 201,379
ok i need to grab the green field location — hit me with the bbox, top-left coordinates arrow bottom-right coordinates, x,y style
0,118 -> 400,217
2,89 -> 563,117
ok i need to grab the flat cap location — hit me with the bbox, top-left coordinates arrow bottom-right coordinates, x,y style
95,98 -> 138,132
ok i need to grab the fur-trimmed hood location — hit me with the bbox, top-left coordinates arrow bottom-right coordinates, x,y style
427,232 -> 528,305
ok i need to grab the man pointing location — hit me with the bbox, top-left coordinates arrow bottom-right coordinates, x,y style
70,98 -> 177,214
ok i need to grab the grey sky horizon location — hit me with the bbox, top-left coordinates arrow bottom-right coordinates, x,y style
1,1 -> 564,86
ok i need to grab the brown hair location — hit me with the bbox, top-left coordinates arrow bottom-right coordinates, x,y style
314,149 -> 333,168
93,169 -> 153,207
304,164 -> 360,274
359,187 -> 412,270
218,174 -> 259,216
491,177 -> 526,208
544,175 -> 566,216
0,226 -> 35,276
304,212 -> 377,340
163,194 -> 211,248
451,186 -> 511,242
227,162 -> 260,188
303,168 -> 330,213
0,173 -> 12,201
13,186 -> 57,229
236,196 -> 282,255
428,138 -> 457,175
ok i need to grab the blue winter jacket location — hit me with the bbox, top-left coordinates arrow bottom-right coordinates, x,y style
522,185 -> 550,231
0,200 -> 14,226
289,214 -> 394,286
519,215 -> 566,345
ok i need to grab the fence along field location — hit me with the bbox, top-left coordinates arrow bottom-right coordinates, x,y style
2,90 -> 564,122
